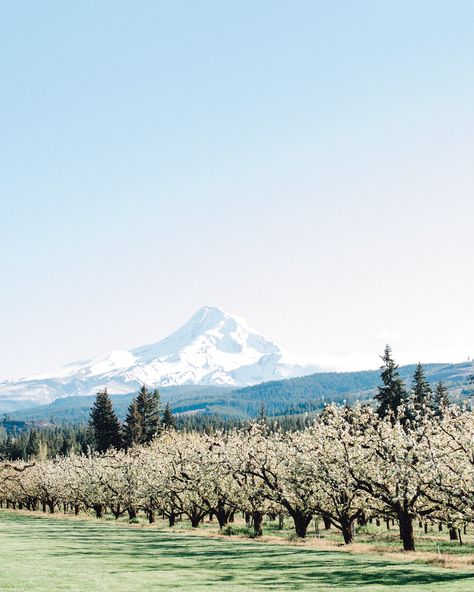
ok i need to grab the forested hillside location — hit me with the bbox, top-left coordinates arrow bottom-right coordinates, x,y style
3,361 -> 473,426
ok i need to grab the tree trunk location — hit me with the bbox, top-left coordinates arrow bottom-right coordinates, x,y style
74,504 -> 80,516
168,512 -> 176,527
322,514 -> 332,530
190,515 -> 201,528
290,510 -> 313,538
340,518 -> 355,544
278,514 -> 284,530
148,510 -> 155,524
385,517 -> 391,530
449,526 -> 458,541
93,504 -> 103,519
189,506 -> 206,528
252,511 -> 263,537
213,500 -> 231,529
357,512 -> 368,526
398,511 -> 415,551
215,508 -> 231,529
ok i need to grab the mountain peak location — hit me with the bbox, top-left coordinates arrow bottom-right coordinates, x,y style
0,307 -> 321,409
195,305 -> 227,318
182,305 -> 235,331
184,306 -> 248,332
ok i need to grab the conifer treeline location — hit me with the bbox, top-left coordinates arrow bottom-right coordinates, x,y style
0,346 -> 458,460
375,345 -> 451,421
89,386 -> 176,452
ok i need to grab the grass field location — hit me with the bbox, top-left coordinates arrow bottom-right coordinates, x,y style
1,511 -> 474,592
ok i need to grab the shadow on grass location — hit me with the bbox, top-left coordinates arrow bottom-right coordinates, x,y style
2,512 -> 474,589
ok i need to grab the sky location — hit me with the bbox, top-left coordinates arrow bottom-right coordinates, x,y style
0,1 -> 473,379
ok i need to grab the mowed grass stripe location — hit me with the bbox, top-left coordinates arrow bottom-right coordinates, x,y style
1,512 -> 473,592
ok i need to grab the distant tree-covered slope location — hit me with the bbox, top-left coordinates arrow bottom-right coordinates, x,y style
228,363 -> 473,416
4,361 -> 473,425
6,385 -> 234,424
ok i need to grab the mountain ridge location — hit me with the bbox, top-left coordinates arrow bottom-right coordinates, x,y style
0,306 -> 320,411
6,361 -> 474,425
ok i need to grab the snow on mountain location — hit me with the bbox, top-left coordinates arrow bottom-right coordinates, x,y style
0,306 -> 321,409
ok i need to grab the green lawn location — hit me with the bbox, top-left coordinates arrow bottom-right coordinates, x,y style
1,512 -> 473,592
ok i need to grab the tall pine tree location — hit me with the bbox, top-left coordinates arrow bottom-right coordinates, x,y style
162,402 -> 176,429
135,385 -> 161,443
432,381 -> 450,418
89,389 -> 122,452
25,429 -> 40,459
374,345 -> 409,420
123,400 -> 143,448
411,363 -> 432,414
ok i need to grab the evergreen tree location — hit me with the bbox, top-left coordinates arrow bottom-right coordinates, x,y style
59,433 -> 73,456
89,389 -> 122,452
150,388 -> 162,435
25,429 -> 40,459
258,402 -> 267,423
135,385 -> 161,443
411,363 -> 432,414
123,400 -> 143,448
432,381 -> 450,418
374,345 -> 409,420
162,402 -> 176,429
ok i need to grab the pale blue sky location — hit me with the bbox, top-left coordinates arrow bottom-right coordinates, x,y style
1,1 -> 473,378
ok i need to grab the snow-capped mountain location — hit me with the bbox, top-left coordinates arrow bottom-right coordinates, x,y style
0,306 -> 320,410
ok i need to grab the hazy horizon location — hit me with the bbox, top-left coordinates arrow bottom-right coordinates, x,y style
1,1 -> 473,379
1,304 -> 472,382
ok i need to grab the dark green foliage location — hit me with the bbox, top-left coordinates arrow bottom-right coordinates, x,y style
123,385 -> 161,446
412,363 -> 432,414
25,429 -> 40,459
136,386 -> 161,442
0,424 -> 89,460
1,435 -> 25,460
162,402 -> 176,429
374,345 -> 409,419
432,381 -> 450,417
122,400 -> 143,447
89,389 -> 123,452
